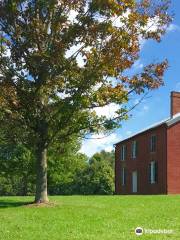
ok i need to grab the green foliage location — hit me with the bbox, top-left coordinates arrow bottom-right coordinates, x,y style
48,152 -> 88,195
0,140 -> 115,195
73,150 -> 115,195
74,159 -> 114,195
0,143 -> 35,196
48,149 -> 115,195
89,150 -> 115,168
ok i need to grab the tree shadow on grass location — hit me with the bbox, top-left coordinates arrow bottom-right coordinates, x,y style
0,199 -> 33,208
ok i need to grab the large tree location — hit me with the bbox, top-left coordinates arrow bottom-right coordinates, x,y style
0,0 -> 171,203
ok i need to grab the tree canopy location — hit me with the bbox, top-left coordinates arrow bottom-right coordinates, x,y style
0,0 -> 171,203
0,140 -> 115,196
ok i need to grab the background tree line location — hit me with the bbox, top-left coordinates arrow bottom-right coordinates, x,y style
0,138 -> 115,196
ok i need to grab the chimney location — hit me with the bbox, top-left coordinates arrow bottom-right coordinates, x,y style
171,91 -> 180,117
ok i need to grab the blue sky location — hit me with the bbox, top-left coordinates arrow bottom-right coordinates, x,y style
81,0 -> 180,157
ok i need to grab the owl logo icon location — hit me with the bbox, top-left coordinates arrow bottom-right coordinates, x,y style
135,227 -> 143,236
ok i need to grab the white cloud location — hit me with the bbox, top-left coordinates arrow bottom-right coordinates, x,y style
176,82 -> 180,91
68,10 -> 78,23
145,16 -> 160,32
92,82 -> 103,91
126,130 -> 132,136
143,105 -> 149,112
139,23 -> 180,49
133,98 -> 140,105
167,24 -> 180,33
104,145 -> 114,152
65,43 -> 85,67
80,133 -> 122,157
138,16 -> 160,49
111,9 -> 131,28
94,103 -> 120,119
57,91 -> 70,100
132,59 -> 144,70
136,104 -> 149,116
65,43 -> 92,68
4,48 -> 11,57
139,38 -> 147,49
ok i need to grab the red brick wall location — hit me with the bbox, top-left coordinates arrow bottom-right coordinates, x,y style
115,124 -> 167,194
167,122 -> 180,194
171,91 -> 180,117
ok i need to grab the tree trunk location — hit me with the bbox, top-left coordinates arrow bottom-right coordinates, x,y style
35,146 -> 49,203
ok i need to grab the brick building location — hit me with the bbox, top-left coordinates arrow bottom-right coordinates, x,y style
115,91 -> 180,194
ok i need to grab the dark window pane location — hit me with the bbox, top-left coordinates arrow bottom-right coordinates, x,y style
150,135 -> 156,152
155,162 -> 158,183
148,163 -> 151,183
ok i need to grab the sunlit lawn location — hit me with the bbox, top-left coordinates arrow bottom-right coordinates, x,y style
0,195 -> 180,240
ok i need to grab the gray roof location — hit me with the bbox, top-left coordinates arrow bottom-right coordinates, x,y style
114,112 -> 180,145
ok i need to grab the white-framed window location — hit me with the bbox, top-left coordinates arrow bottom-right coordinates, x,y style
121,167 -> 126,186
148,161 -> 158,184
131,140 -> 137,159
150,135 -> 157,152
120,145 -> 126,161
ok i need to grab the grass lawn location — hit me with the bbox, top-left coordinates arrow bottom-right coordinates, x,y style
0,195 -> 180,240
